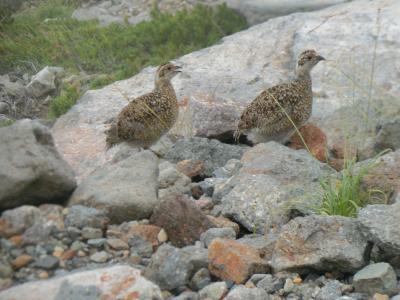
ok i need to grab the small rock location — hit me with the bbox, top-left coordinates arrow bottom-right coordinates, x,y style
373,294 -> 390,300
38,271 -> 49,280
90,251 -> 109,263
11,255 -> 33,269
107,238 -> 129,250
198,282 -> 228,300
60,249 -> 75,261
200,227 -> 236,248
353,263 -> 397,296
207,216 -> 240,235
81,227 -> 103,240
172,291 -> 199,300
143,243 -> 208,291
87,238 -> 107,248
26,66 -> 64,98
64,205 -> 109,229
0,263 -> 13,278
0,206 -> 41,237
128,236 -> 153,258
150,195 -> 214,247
158,161 -> 191,201
316,280 -> 343,300
212,159 -> 242,179
284,278 -> 295,293
208,238 -> 269,284
190,268 -> 211,291
34,255 -> 59,270
157,229 -> 168,243
257,274 -> 284,293
225,285 -> 269,300
0,278 -> 12,291
177,159 -> 205,179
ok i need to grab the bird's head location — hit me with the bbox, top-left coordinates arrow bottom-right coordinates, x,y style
296,50 -> 325,76
155,62 -> 182,83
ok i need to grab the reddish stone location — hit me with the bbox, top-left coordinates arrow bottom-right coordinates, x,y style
150,196 -> 214,247
190,185 -> 204,199
289,124 -> 328,162
208,238 -> 269,284
9,235 -> 23,247
127,224 -> 162,249
11,255 -> 33,269
176,160 -> 205,179
60,249 -> 76,261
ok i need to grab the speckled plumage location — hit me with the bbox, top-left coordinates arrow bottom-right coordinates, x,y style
236,50 -> 325,144
106,63 -> 181,148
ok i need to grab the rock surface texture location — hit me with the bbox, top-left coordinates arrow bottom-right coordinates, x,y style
68,150 -> 158,223
0,120 -> 76,209
53,0 -> 400,182
0,265 -> 163,300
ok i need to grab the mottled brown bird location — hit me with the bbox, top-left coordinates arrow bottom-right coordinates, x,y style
106,62 -> 181,149
235,50 -> 325,144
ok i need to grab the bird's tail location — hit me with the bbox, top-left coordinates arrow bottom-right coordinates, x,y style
105,120 -> 121,150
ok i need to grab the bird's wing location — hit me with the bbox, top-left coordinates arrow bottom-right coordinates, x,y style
239,83 -> 302,130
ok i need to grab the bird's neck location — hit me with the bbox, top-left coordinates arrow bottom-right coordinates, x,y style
154,79 -> 176,98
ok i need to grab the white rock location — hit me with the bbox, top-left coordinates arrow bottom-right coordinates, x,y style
0,265 -> 163,300
26,66 -> 64,98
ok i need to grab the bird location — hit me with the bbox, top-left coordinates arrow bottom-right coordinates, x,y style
106,62 -> 181,149
234,49 -> 325,145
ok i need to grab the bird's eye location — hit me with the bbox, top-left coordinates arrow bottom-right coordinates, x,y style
307,56 -> 313,60
167,67 -> 172,70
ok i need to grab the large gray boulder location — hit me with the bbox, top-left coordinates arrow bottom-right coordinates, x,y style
68,150 -> 159,223
53,0 -> 400,181
0,265 -> 163,300
26,66 -> 64,98
220,142 -> 334,233
0,120 -> 76,210
358,202 -> 400,259
271,215 -> 369,273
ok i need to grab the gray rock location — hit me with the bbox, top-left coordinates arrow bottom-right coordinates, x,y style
54,0 -> 400,182
87,238 -> 107,248
225,285 -> 269,300
248,274 -> 268,285
316,280 -> 343,300
271,215 -> 369,273
158,161 -> 191,200
358,203 -> 400,259
165,137 -> 246,177
106,238 -> 129,250
391,296 -> 400,300
173,291 -> 199,300
212,159 -> 242,179
143,243 -> 208,291
34,255 -> 59,270
81,227 -> 103,240
0,262 -> 13,279
69,150 -> 159,223
129,236 -> 153,258
353,262 -> 398,296
200,227 -> 236,248
90,251 -> 109,263
375,117 -> 400,152
256,274 -> 284,293
198,281 -> 228,300
190,268 -> 211,291
26,66 -> 64,98
0,120 -> 76,210
0,74 -> 25,98
0,206 -> 41,238
64,205 -> 109,229
221,142 -> 334,233
0,265 -> 163,299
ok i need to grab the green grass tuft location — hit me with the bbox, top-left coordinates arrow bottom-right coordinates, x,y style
314,153 -> 388,218
0,2 -> 247,117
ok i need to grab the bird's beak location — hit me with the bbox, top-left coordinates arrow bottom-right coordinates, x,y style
316,55 -> 326,61
174,65 -> 182,73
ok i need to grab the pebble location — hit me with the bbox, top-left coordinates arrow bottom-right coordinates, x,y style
11,255 -> 33,269
0,263 -> 13,278
34,255 -> 59,270
157,229 -> 168,243
38,271 -> 49,279
90,251 -> 109,263
107,238 -> 129,250
81,227 -> 103,240
52,246 -> 64,258
284,278 -> 295,293
87,238 -> 107,248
